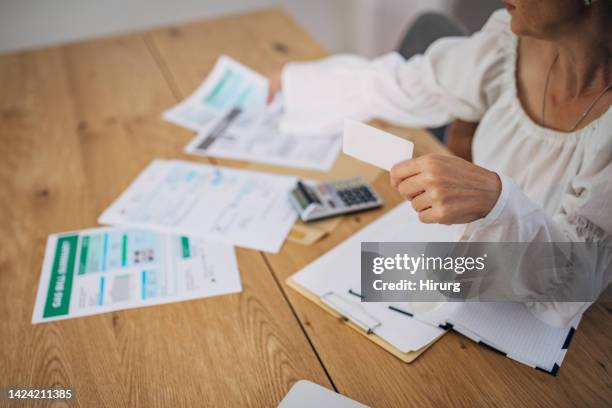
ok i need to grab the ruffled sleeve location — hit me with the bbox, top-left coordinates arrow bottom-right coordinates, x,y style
460,113 -> 612,327
280,9 -> 511,135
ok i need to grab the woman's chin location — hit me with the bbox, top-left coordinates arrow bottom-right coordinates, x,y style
509,19 -> 529,37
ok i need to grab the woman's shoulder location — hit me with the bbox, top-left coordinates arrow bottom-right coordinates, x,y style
470,10 -> 516,111
471,9 -> 516,70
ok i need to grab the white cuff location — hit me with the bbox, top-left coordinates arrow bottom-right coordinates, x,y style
458,172 -> 512,240
478,172 -> 512,228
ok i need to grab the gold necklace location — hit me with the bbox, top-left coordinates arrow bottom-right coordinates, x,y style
541,54 -> 612,131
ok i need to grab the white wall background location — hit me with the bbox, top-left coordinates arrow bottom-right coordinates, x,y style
0,0 -> 499,56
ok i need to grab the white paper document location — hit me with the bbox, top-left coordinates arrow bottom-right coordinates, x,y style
343,119 -> 414,171
98,160 -> 298,253
186,95 -> 342,172
164,55 -> 342,171
32,227 -> 241,324
163,55 -> 269,131
278,380 -> 368,408
291,203 -> 457,353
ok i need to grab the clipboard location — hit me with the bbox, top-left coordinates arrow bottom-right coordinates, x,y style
287,277 -> 441,363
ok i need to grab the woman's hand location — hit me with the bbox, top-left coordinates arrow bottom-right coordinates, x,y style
390,154 -> 502,224
266,69 -> 283,103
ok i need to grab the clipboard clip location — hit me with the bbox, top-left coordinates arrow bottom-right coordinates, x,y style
320,291 -> 382,334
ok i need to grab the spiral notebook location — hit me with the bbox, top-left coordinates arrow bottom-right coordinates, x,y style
388,301 -> 579,375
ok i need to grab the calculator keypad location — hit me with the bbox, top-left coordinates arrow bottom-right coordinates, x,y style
337,186 -> 377,206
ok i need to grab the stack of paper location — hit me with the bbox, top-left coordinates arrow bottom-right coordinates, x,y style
35,57 -> 331,323
164,55 -> 342,172
163,55 -> 269,132
33,147 -> 308,324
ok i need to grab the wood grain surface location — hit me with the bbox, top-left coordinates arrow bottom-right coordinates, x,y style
0,13 -> 331,408
0,8 -> 610,408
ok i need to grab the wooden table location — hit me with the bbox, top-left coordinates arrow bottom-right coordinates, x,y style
1,9 -> 610,407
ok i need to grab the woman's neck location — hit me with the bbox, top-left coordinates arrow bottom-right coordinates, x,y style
546,8 -> 611,98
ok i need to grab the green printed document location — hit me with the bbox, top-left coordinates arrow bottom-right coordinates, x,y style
32,227 -> 241,323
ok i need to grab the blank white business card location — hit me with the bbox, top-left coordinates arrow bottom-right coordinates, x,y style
343,119 -> 413,171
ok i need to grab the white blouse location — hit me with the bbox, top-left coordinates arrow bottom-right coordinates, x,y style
279,9 -> 612,327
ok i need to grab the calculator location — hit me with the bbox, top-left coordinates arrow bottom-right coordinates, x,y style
289,177 -> 383,222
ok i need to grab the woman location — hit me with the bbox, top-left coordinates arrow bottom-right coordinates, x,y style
273,0 -> 611,327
